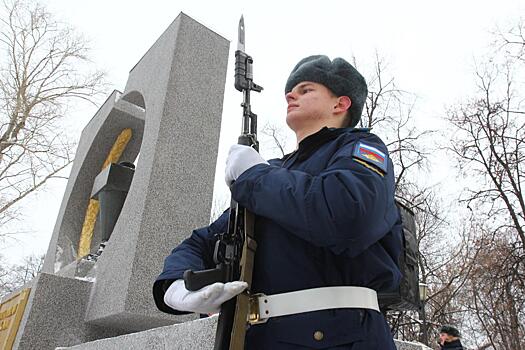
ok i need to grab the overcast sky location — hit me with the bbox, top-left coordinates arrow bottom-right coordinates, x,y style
2,0 -> 523,264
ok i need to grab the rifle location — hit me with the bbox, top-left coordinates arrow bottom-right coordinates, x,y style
183,15 -> 263,350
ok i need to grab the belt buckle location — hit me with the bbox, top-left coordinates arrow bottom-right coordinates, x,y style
248,293 -> 268,325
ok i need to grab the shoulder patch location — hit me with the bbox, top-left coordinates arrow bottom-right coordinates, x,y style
352,141 -> 388,174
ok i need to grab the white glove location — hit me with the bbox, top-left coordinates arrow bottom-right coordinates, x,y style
225,144 -> 269,186
164,279 -> 248,314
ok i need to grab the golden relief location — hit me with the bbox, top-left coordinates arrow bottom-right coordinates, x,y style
0,288 -> 30,350
77,128 -> 133,259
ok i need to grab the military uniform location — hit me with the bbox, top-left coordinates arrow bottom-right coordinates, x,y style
154,126 -> 402,349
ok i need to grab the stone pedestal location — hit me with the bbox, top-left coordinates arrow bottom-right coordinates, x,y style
12,274 -> 123,350
55,315 -> 433,350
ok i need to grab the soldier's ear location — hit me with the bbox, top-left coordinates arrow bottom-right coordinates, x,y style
334,96 -> 351,114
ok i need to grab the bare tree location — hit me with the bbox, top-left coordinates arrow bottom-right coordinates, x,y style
447,46 -> 524,248
495,19 -> 525,63
260,122 -> 290,158
358,53 -> 435,202
0,253 -> 44,298
445,20 -> 525,349
461,229 -> 525,350
0,0 -> 105,238
0,254 -> 10,295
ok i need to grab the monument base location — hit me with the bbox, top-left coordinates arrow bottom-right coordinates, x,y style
12,273 -> 124,350
56,314 -> 432,350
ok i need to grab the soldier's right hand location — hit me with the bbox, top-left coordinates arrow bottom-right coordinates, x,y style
225,144 -> 268,187
164,279 -> 248,315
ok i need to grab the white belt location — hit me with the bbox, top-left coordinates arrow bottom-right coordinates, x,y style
247,286 -> 379,325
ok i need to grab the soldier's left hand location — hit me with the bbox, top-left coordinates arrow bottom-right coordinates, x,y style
225,144 -> 268,186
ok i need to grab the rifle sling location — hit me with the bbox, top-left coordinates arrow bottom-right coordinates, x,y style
228,209 -> 257,350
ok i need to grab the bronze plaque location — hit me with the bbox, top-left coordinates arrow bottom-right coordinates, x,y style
0,288 -> 31,350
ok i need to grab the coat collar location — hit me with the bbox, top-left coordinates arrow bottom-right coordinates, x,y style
282,127 -> 369,162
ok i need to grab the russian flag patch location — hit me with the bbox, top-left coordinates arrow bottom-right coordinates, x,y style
352,142 -> 388,174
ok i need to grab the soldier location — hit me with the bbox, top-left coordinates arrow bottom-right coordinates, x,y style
153,55 -> 403,349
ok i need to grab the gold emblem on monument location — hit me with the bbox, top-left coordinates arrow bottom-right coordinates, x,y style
0,288 -> 31,350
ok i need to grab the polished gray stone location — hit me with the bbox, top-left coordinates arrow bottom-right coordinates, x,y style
13,12 -> 228,349
82,12 -> 229,332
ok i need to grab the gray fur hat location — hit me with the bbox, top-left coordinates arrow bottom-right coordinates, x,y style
285,55 -> 367,127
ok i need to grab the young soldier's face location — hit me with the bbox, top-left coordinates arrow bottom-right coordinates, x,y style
285,81 -> 340,132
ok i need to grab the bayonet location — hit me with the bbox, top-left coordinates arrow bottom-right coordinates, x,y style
237,16 -> 245,52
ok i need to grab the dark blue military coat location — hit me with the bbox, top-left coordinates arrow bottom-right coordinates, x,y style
154,127 -> 403,349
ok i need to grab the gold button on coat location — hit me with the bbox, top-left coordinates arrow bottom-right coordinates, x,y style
313,331 -> 324,341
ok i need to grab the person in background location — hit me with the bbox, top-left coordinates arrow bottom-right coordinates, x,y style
438,325 -> 464,350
